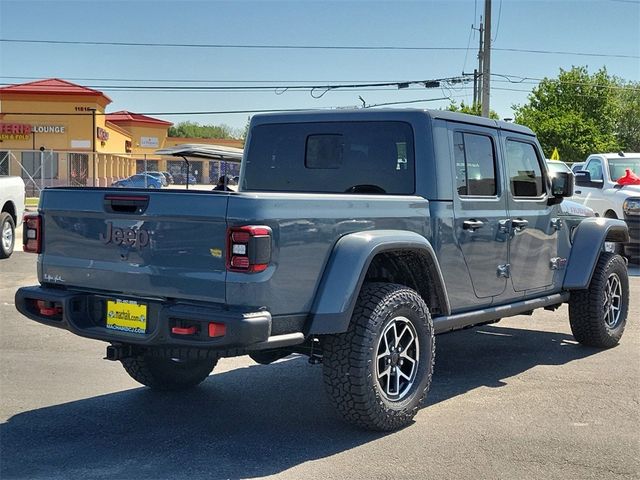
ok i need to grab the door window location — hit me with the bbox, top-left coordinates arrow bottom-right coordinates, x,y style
505,140 -> 544,197
453,131 -> 497,196
586,159 -> 603,180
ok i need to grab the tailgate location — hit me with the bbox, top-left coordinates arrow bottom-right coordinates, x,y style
38,189 -> 229,303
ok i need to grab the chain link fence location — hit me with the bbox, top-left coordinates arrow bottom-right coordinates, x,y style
0,149 -> 241,197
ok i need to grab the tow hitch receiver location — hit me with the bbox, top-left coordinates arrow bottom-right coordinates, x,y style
105,344 -> 137,361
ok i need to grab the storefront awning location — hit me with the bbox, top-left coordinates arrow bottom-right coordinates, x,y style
155,143 -> 243,162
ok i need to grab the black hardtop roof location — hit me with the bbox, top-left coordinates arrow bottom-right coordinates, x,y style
250,108 -> 535,136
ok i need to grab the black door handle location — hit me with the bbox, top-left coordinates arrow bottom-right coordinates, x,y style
463,219 -> 485,231
512,218 -> 528,231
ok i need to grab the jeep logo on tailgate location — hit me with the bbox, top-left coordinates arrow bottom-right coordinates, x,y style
100,221 -> 149,247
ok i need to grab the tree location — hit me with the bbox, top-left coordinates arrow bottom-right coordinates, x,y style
242,116 -> 251,141
616,81 -> 640,152
447,101 -> 500,119
513,67 -> 639,161
168,121 -> 241,139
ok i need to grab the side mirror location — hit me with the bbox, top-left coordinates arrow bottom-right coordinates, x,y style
575,171 -> 604,188
548,171 -> 574,205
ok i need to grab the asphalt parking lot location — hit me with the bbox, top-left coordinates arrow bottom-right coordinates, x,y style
1,251 -> 638,480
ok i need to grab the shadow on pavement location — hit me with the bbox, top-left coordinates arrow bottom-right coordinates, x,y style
0,325 -> 601,479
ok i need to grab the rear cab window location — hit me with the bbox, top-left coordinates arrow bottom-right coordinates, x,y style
243,121 -> 415,194
453,131 -> 498,197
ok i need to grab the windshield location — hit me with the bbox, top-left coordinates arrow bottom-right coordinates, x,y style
608,157 -> 640,181
546,161 -> 571,174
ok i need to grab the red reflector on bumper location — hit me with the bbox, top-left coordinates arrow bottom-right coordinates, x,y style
208,322 -> 226,338
171,326 -> 197,335
36,300 -> 61,316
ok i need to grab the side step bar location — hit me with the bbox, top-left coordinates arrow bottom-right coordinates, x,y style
433,293 -> 570,335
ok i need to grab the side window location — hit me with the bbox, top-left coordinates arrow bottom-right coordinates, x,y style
454,131 -> 497,196
587,159 -> 603,180
505,140 -> 544,197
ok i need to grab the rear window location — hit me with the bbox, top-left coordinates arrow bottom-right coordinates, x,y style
243,121 -> 415,194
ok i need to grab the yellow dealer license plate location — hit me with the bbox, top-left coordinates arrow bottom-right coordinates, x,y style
106,299 -> 147,334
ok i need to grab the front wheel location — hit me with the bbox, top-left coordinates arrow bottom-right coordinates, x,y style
569,253 -> 629,348
121,354 -> 217,391
322,283 -> 435,431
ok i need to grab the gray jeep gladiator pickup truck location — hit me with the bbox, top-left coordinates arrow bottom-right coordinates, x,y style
15,110 -> 630,431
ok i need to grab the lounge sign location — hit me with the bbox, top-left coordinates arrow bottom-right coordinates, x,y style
32,125 -> 66,134
0,123 -> 31,141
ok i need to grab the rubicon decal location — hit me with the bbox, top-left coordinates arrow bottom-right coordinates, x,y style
99,221 -> 150,247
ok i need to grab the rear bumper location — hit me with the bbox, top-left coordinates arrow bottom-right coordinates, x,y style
15,285 -> 278,351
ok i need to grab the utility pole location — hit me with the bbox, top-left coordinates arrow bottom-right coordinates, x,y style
474,18 -> 484,111
481,0 -> 492,117
90,108 -> 97,187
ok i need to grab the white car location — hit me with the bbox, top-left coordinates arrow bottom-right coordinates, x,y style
572,152 -> 640,260
0,176 -> 26,258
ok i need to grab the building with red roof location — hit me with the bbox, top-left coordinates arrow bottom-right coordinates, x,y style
0,78 -> 241,190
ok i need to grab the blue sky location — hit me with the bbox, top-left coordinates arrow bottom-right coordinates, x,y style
1,0 -> 639,132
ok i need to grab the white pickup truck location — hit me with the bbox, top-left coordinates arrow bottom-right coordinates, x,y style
573,153 -> 640,260
0,176 -> 26,258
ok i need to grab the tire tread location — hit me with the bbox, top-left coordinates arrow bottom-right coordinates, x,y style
569,253 -> 629,348
322,283 -> 435,431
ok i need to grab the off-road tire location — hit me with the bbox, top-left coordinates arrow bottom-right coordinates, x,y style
569,252 -> 629,348
322,283 -> 435,431
0,212 -> 16,259
121,354 -> 217,391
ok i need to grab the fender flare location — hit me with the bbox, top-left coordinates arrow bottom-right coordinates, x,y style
563,217 -> 629,290
306,230 -> 450,335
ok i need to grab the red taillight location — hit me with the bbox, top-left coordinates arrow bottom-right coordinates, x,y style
23,213 -> 42,253
227,225 -> 271,273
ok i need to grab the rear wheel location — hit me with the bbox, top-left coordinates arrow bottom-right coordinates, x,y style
569,253 -> 629,348
322,283 -> 434,431
121,354 -> 217,391
0,212 -> 16,259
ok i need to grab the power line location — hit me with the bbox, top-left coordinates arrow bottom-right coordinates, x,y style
366,97 -> 450,108
0,98 -> 457,117
491,72 -> 640,91
462,24 -> 475,74
1,38 -> 637,59
493,0 -> 503,43
0,76 -> 472,96
0,75 -> 409,84
0,38 -> 476,51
